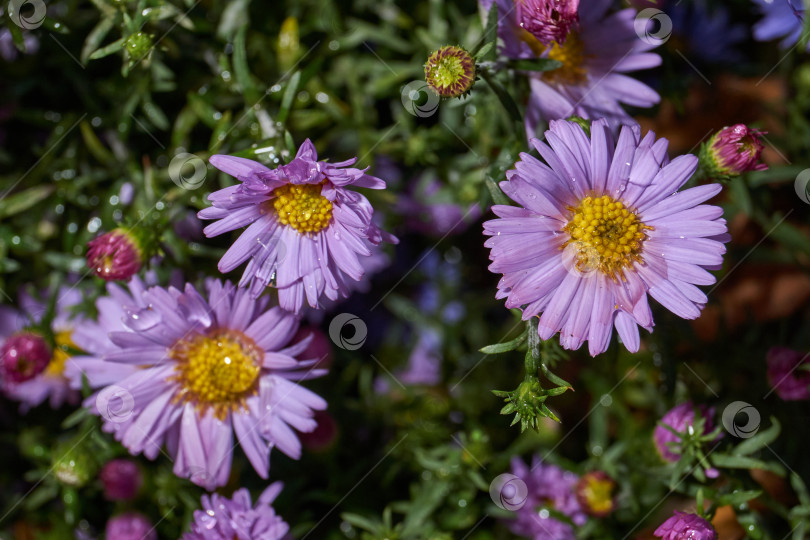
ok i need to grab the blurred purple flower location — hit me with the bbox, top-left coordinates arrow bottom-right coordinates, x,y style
100,459 -> 142,500
199,140 -> 397,313
481,0 -> 661,136
752,0 -> 808,51
182,483 -> 289,540
68,278 -> 326,490
766,346 -> 810,401
0,286 -> 82,411
105,512 -> 156,540
396,176 -> 481,236
654,511 -> 716,540
0,28 -> 39,62
484,119 -> 728,356
508,456 -> 586,540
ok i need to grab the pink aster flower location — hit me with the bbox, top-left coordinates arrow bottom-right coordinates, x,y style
766,346 -> 810,401
483,119 -> 728,356
654,511 -> 716,540
182,482 -> 289,540
481,0 -> 661,137
507,456 -> 586,540
515,0 -> 580,47
67,278 -> 326,490
653,402 -> 717,462
1,285 -> 83,411
199,139 -> 397,314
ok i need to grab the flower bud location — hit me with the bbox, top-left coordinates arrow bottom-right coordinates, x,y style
0,332 -> 51,383
653,402 -> 718,462
52,440 -> 98,487
701,124 -> 767,179
516,0 -> 580,47
125,32 -> 153,62
654,511 -> 716,540
105,512 -> 157,540
86,228 -> 143,281
100,459 -> 142,500
424,46 -> 476,98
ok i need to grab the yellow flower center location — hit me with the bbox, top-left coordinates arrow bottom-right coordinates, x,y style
46,330 -> 75,376
168,330 -> 262,418
562,195 -> 651,279
271,181 -> 333,234
580,475 -> 615,515
543,33 -> 587,84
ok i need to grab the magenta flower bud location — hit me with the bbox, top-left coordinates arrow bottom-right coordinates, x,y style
653,402 -> 717,462
86,228 -> 142,281
100,459 -> 142,500
703,124 -> 768,178
516,0 -> 580,46
1,332 -> 51,383
299,410 -> 338,452
766,346 -> 810,401
105,513 -> 156,540
654,511 -> 716,540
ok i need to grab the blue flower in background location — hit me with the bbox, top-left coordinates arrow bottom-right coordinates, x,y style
752,0 -> 808,50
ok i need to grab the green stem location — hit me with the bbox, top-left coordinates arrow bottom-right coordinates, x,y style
525,318 -> 540,380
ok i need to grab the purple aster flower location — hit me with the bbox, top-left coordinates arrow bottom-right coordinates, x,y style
182,482 -> 289,540
105,512 -> 156,540
507,456 -> 586,540
752,0 -> 808,51
766,346 -> 810,401
481,0 -> 661,137
199,140 -> 398,314
1,285 -> 83,411
483,119 -> 728,356
654,511 -> 716,540
100,459 -> 142,500
67,278 -> 326,490
653,401 -> 717,462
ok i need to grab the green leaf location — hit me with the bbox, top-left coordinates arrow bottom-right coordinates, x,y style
715,490 -> 763,507
472,2 -> 498,60
732,417 -> 780,456
217,0 -> 251,40
541,363 -> 573,390
339,512 -> 381,534
791,472 -> 810,506
729,175 -> 753,216
88,37 -> 125,60
711,453 -> 785,475
278,71 -> 301,125
479,328 -> 528,354
485,176 -> 510,206
81,18 -> 116,64
233,25 -> 261,104
506,58 -> 563,72
0,185 -> 55,219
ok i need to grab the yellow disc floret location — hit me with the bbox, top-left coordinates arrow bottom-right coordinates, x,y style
271,181 -> 333,234
46,330 -> 76,376
169,330 -> 262,418
562,194 -> 651,279
543,33 -> 587,85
